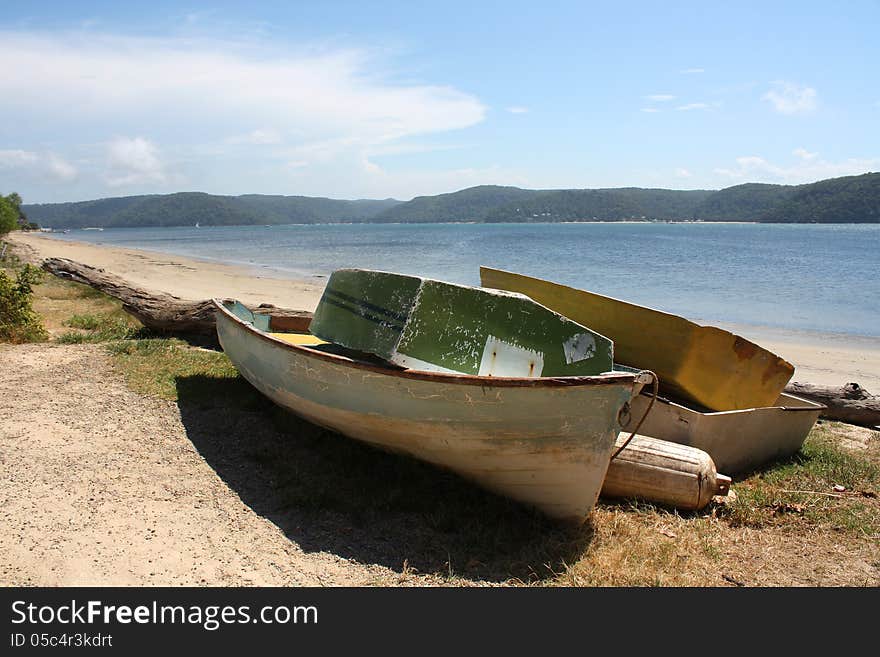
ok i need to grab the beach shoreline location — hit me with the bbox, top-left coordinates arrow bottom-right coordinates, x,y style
10,231 -> 326,311
9,231 -> 880,390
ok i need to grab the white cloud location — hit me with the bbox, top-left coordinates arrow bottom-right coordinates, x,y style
680,68 -> 705,74
0,149 -> 40,167
645,94 -> 675,102
0,148 -> 77,181
640,108 -> 660,113
674,168 -> 693,178
0,31 -> 485,144
47,154 -> 78,181
105,137 -> 169,187
228,129 -> 283,145
676,103 -> 709,111
793,147 -> 817,161
506,106 -> 529,114
762,81 -> 817,114
714,152 -> 879,184
0,30 -> 488,197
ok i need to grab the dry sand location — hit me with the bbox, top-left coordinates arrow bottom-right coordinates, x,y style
10,231 -> 880,391
0,343 -> 399,586
9,231 -> 326,311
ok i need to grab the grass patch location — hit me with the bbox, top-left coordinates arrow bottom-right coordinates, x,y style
63,313 -> 104,330
56,314 -> 146,344
721,425 -> 880,536
107,338 -> 250,402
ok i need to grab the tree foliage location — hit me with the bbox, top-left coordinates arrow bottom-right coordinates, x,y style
0,264 -> 48,343
0,196 -> 19,236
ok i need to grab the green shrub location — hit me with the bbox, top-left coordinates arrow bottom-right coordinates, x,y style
0,264 -> 48,343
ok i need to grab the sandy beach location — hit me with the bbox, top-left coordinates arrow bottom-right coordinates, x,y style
9,231 -> 326,312
11,231 -> 880,391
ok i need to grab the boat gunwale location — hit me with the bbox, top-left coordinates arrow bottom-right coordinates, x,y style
639,391 -> 827,415
213,298 -> 638,389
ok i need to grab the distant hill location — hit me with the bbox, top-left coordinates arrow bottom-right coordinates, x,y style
21,172 -> 880,228
758,173 -> 880,223
23,192 -> 403,229
372,186 -> 715,223
375,173 -> 879,223
370,185 -> 538,223
691,183 -> 795,221
481,188 -> 715,222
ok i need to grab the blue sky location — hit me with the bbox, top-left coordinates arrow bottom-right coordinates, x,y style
1,1 -> 878,203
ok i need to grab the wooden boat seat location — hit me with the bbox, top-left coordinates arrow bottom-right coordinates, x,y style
268,332 -> 326,346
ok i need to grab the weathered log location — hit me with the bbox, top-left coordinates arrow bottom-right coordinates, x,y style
784,382 -> 880,429
41,257 -> 313,342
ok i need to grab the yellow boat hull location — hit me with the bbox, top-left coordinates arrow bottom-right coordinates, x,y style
480,267 -> 795,412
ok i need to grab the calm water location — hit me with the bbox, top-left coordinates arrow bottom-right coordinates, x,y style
47,222 -> 880,337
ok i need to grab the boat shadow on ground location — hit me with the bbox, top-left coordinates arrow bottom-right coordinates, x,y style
174,373 -> 596,584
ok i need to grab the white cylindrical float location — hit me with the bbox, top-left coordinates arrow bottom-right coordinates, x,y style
602,433 -> 732,510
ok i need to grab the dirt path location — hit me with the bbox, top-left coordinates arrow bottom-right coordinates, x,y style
0,343 -> 398,586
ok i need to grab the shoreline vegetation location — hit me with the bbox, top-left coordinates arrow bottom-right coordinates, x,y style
1,234 -> 879,586
21,171 -> 880,229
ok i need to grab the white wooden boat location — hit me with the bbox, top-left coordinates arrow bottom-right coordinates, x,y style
621,392 -> 824,474
213,298 -> 652,522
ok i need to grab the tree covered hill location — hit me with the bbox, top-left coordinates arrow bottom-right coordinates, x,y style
481,188 -> 715,222
21,172 -> 880,228
758,173 -> 880,223
23,192 -> 402,229
690,183 -> 795,221
369,185 -> 538,223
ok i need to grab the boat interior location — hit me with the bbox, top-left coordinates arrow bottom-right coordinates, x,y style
221,299 -> 405,368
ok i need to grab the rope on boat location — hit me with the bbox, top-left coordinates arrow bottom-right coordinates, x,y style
610,370 -> 659,462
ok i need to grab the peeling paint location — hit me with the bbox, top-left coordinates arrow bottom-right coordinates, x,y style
562,332 -> 597,364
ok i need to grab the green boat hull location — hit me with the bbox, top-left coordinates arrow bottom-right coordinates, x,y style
310,269 -> 614,377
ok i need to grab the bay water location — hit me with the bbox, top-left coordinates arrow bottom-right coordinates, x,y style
47,222 -> 880,337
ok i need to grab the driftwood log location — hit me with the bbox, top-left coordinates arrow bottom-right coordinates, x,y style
784,382 -> 880,429
41,257 -> 313,344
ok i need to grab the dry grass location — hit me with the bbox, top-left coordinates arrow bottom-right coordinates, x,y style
31,274 -> 141,341
15,262 -> 880,586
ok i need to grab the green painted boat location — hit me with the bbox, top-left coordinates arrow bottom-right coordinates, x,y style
309,269 -> 614,377
213,298 -> 650,521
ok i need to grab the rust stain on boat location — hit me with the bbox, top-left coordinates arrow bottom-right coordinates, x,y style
732,337 -> 758,361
